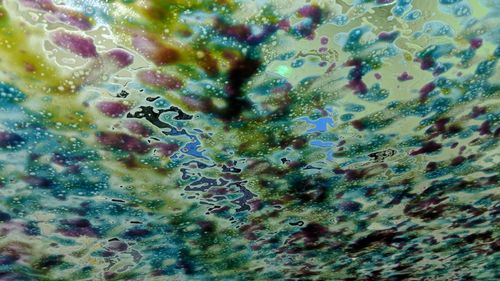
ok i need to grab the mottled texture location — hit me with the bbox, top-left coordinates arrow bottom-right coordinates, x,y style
0,0 -> 499,280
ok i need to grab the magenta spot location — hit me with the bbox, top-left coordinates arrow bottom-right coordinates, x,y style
124,120 -> 152,137
56,11 -> 92,30
105,49 -> 134,68
96,132 -> 150,154
374,73 -> 382,80
20,0 -> 56,11
151,143 -> 180,157
22,1 -> 92,30
138,70 -> 183,90
52,31 -> 98,58
132,34 -> 179,65
96,101 -> 130,118
325,63 -> 336,73
297,5 -> 322,23
417,56 -> 435,70
306,33 -> 316,40
397,71 -> 414,81
347,79 -> 367,94
419,82 -> 435,102
278,19 -> 290,31
470,38 -> 482,49
479,121 -> 491,135
320,36 -> 328,45
378,31 -> 399,42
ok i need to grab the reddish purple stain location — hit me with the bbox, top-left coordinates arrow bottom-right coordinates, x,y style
297,5 -> 322,23
56,11 -> 92,30
418,56 -> 435,70
470,38 -> 483,49
351,119 -> 365,131
419,82 -> 436,102
96,101 -> 130,118
451,156 -> 465,166
410,141 -> 442,156
20,0 -> 57,12
479,121 -> 491,135
105,49 -> 134,68
469,106 -> 486,118
124,120 -> 152,137
397,71 -> 414,81
151,143 -> 180,157
96,132 -> 150,154
138,70 -> 183,90
132,34 -> 180,66
52,31 -> 98,58
378,31 -> 399,42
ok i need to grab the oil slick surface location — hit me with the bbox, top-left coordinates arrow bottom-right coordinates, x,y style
0,0 -> 499,280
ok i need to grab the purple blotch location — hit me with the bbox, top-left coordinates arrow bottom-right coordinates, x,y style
51,31 -> 98,58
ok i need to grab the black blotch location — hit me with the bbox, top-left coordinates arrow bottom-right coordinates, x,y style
24,221 -> 40,236
117,90 -> 129,98
451,156 -> 466,166
61,218 -> 91,228
0,254 -> 18,265
0,211 -> 11,222
300,223 -> 329,243
176,249 -> 195,275
351,119 -> 365,130
146,96 -> 160,102
410,141 -> 442,156
127,106 -> 173,129
166,106 -> 193,120
123,228 -> 151,239
289,221 -> 304,226
426,161 -> 438,172
127,106 -> 190,135
35,255 -> 64,270
347,229 -> 400,253
368,149 -> 396,162
464,231 -> 492,244
217,56 -> 260,121
197,221 -> 215,233
23,176 -> 54,189
221,165 -> 241,173
289,176 -> 329,203
0,131 -> 24,148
